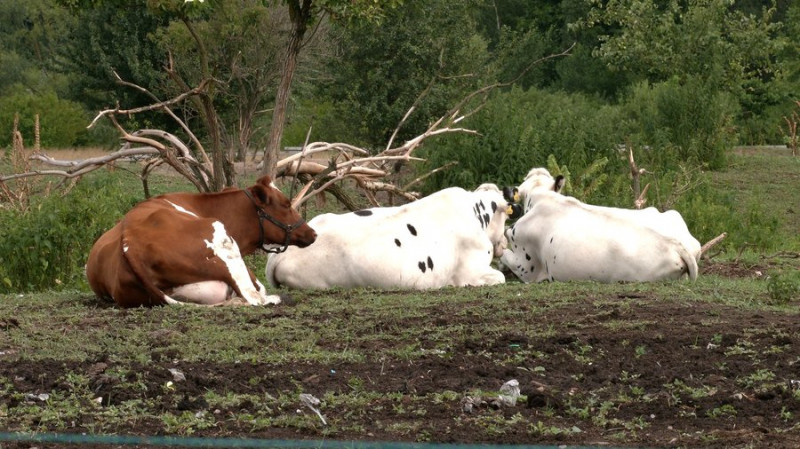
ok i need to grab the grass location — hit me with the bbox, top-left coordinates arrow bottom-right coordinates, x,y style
710,151 -> 800,251
0,276 -> 793,365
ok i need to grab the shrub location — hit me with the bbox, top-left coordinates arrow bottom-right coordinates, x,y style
621,77 -> 739,170
419,87 -> 625,192
0,92 -> 89,148
767,270 -> 800,303
0,173 -> 139,293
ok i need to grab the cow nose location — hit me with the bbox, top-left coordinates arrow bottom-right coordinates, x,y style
298,228 -> 317,247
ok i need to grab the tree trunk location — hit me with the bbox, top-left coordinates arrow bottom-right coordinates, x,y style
261,0 -> 311,178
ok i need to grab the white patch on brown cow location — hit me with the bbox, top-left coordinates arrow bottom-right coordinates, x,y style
166,200 -> 199,217
204,221 -> 279,305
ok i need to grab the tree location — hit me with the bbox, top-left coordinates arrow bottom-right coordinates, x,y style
582,0 -> 786,111
259,0 -> 403,178
317,0 -> 490,149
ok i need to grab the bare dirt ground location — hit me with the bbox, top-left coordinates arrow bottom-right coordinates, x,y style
2,261 -> 800,449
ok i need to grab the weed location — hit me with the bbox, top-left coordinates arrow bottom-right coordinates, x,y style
706,404 -> 737,418
767,269 -> 800,303
737,369 -> 776,390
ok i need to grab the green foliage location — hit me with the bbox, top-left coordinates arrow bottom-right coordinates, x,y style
58,1 -> 170,121
0,173 -> 139,293
545,154 -> 610,201
420,87 -> 625,193
673,181 -> 780,253
0,92 -> 90,148
767,269 -> 800,303
621,77 -> 738,170
582,0 -> 793,145
318,0 -> 489,148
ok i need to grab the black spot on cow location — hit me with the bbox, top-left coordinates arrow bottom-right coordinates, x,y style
549,236 -> 554,244
354,209 -> 373,216
530,265 -> 535,272
491,201 -> 497,213
525,253 -> 531,261
483,213 -> 490,226
418,261 -> 427,273
407,224 -> 417,236
479,200 -> 486,211
427,256 -> 434,270
394,238 -> 401,247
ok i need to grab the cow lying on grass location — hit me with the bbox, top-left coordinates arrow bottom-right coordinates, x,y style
502,167 -> 699,283
86,176 -> 317,307
266,184 -> 521,289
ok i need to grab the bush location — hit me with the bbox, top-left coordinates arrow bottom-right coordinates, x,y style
0,173 -> 139,293
767,269 -> 800,303
0,92 -> 90,148
419,87 -> 626,192
621,77 -> 739,170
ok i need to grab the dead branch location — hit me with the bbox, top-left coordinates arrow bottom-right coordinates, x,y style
627,142 -> 648,209
403,161 -> 459,191
276,45 -> 576,209
700,232 -> 727,259
634,183 -> 650,209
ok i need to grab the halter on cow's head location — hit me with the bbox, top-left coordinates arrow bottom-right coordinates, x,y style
244,176 -> 317,253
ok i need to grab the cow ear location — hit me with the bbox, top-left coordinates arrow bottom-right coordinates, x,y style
250,183 -> 270,205
256,175 -> 273,187
553,175 -> 565,193
502,186 -> 519,203
506,203 -> 523,220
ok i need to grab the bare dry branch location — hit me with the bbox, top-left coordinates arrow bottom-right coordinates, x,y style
701,233 -> 727,259
403,161 -> 459,191
634,183 -> 650,209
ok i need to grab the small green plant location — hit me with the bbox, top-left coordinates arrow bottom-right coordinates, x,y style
706,404 -> 737,418
767,269 -> 800,303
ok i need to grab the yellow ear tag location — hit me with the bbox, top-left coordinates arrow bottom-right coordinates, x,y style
506,205 -> 514,215
513,192 -> 520,202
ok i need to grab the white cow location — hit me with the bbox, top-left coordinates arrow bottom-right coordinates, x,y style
506,167 -> 702,261
501,193 -> 698,283
266,184 -> 520,290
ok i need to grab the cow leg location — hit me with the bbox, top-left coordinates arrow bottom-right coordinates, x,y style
204,221 -> 280,305
467,268 -> 507,286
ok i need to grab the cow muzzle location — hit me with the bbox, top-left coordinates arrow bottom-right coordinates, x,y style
243,190 -> 316,253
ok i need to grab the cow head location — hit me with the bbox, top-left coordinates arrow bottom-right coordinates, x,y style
246,176 -> 317,252
474,183 -> 518,257
504,167 -> 565,213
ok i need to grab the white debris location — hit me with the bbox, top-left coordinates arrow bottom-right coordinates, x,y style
498,379 -> 520,406
168,368 -> 186,382
25,393 -> 49,402
300,393 -> 327,426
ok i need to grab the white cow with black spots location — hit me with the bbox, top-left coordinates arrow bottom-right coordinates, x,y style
266,184 -> 521,289
507,168 -> 701,261
501,168 -> 699,282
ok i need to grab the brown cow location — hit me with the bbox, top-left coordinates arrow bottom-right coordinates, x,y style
86,176 -> 316,308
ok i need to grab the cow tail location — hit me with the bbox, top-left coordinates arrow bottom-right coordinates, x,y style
121,220 -> 169,306
678,243 -> 698,281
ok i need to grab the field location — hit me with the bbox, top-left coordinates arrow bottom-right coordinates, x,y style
1,149 -> 800,449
